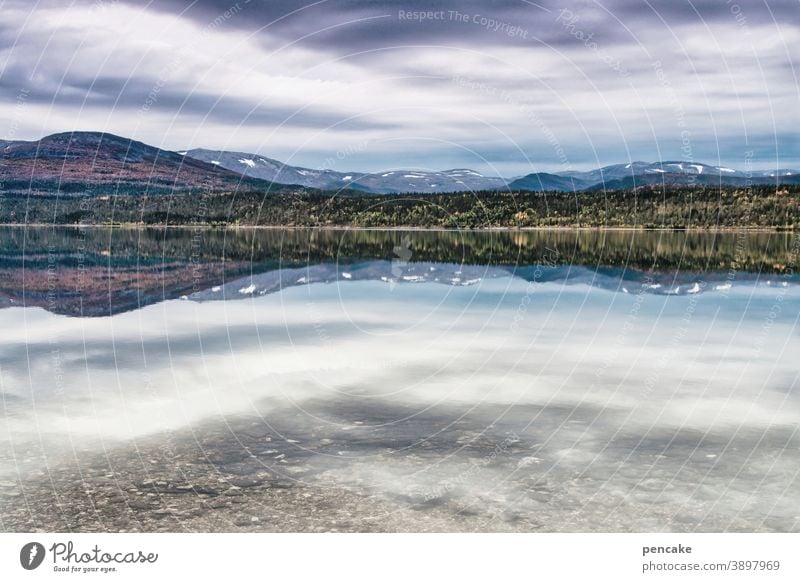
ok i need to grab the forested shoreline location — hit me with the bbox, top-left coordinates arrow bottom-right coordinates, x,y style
1,184 -> 797,230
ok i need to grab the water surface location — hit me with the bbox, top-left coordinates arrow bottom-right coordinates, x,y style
1,227 -> 798,532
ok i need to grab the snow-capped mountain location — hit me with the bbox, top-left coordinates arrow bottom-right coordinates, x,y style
352,168 -> 507,193
185,148 -> 799,194
555,161 -> 798,185
184,148 -> 370,191
185,149 -> 507,194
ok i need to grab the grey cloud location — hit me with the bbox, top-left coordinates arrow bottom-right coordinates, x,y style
605,0 -> 800,28
0,67 -> 395,131
115,0 -> 800,52
121,0 -> 577,50
1,0 -> 798,170
0,23 -> 21,52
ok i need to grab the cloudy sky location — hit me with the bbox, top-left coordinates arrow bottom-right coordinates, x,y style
1,0 -> 798,175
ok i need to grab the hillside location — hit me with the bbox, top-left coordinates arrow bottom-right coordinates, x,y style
0,132 -> 267,195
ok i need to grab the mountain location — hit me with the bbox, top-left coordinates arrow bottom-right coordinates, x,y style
184,148 -> 368,191
188,148 -> 799,193
185,149 -> 507,194
507,173 -> 590,192
0,132 -> 264,194
582,173 -> 794,192
351,168 -> 507,194
2,132 -> 797,196
554,161 -> 799,190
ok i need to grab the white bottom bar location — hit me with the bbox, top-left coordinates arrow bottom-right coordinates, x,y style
1,533 -> 798,581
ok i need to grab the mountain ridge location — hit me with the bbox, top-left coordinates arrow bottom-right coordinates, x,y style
183,147 -> 800,193
2,132 -> 798,195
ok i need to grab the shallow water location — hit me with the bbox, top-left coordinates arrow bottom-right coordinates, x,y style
0,227 -> 798,532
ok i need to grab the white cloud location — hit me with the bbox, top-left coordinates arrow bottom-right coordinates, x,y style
1,1 -> 798,173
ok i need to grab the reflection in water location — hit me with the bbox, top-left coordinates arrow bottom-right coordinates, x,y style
1,226 -> 798,316
0,227 -> 798,532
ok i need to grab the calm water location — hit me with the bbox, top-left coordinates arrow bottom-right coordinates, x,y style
0,227 -> 798,532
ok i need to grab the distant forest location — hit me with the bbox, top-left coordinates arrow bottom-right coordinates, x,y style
1,184 -> 798,229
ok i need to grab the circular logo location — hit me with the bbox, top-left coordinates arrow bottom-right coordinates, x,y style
20,542 -> 45,570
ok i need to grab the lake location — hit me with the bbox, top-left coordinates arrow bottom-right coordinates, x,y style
1,227 -> 798,532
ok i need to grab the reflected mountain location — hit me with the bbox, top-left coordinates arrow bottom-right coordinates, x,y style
190,261 -> 782,305
1,227 -> 797,316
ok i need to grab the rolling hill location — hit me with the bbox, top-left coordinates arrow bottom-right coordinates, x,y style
0,132 -> 265,194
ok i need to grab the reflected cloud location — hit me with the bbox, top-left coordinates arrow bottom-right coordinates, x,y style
1,228 -> 798,531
